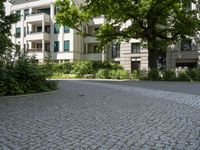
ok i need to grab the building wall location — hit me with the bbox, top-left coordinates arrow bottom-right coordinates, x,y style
120,41 -> 149,72
166,35 -> 200,69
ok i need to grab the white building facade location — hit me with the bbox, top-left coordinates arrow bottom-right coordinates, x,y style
6,0 -> 150,72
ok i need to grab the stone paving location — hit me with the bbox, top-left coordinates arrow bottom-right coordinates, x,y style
0,80 -> 200,150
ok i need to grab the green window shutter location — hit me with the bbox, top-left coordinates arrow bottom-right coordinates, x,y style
64,26 -> 70,33
64,40 -> 70,52
54,23 -> 60,34
54,41 -> 59,52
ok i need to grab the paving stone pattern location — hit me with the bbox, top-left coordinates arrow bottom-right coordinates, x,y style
0,80 -> 200,150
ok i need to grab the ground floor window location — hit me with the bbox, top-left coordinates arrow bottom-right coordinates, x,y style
64,40 -> 70,52
54,41 -> 59,52
131,61 -> 141,71
176,61 -> 197,69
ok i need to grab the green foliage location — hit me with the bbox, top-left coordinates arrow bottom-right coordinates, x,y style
56,0 -> 200,69
0,54 -> 57,96
0,1 -> 57,96
109,70 -> 130,80
163,70 -> 176,81
92,61 -> 123,72
96,69 -> 110,79
130,70 -> 142,80
71,61 -> 93,78
176,69 -> 200,82
0,0 -> 19,57
52,62 -> 73,74
177,71 -> 190,81
148,69 -> 160,81
185,69 -> 200,81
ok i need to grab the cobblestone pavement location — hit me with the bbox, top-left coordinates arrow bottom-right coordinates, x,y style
0,80 -> 200,150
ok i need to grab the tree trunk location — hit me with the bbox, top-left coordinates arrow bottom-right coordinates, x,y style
148,40 -> 158,70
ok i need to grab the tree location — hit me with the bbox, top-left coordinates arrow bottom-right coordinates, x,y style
56,0 -> 200,69
0,0 -> 19,62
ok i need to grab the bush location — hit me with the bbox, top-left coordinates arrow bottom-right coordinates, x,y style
109,69 -> 130,80
177,71 -> 190,81
0,54 -> 57,96
52,62 -> 73,74
91,61 -> 123,73
185,69 -> 200,81
163,70 -> 176,81
148,69 -> 160,80
96,69 -> 110,79
72,61 -> 93,78
130,70 -> 141,80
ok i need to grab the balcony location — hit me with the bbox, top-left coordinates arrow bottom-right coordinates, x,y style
89,17 -> 105,25
83,53 -> 102,61
27,51 -> 44,60
26,32 -> 50,41
170,50 -> 199,59
26,13 -> 50,23
28,48 -> 42,53
84,36 -> 97,43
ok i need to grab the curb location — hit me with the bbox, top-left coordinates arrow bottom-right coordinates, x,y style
50,78 -> 126,81
0,89 -> 58,99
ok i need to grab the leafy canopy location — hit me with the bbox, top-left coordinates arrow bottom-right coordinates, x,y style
56,0 -> 200,68
56,0 -> 200,45
0,0 -> 19,56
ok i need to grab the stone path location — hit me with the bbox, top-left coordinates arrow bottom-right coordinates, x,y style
0,80 -> 200,150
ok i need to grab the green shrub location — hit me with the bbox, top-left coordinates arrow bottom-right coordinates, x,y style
185,69 -> 200,81
96,69 -> 110,79
177,71 -> 190,81
92,61 -> 123,72
52,62 -> 73,74
72,61 -> 93,78
0,55 -> 57,96
163,70 -> 176,81
148,69 -> 160,80
109,69 -> 130,80
130,70 -> 141,80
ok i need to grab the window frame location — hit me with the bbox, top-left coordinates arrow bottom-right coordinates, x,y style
54,41 -> 59,52
131,43 -> 141,53
64,26 -> 70,33
64,40 -> 70,52
54,23 -> 60,34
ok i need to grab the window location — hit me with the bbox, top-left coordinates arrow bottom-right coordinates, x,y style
16,10 -> 21,16
112,43 -> 120,58
54,23 -> 60,34
54,6 -> 60,15
64,40 -> 70,52
54,41 -> 59,52
64,26 -> 70,33
181,39 -> 192,51
94,45 -> 99,53
24,9 -> 29,17
15,27 -> 21,38
45,25 -> 50,33
186,1 -> 192,10
37,8 -> 50,15
131,43 -> 141,53
37,26 -> 42,32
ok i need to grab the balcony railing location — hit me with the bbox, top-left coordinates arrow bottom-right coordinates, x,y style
28,48 -> 42,52
28,48 -> 50,52
27,31 -> 50,34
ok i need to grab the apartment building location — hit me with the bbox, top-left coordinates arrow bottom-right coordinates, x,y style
166,3 -> 200,70
6,0 -> 150,72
